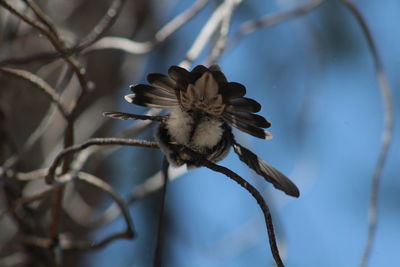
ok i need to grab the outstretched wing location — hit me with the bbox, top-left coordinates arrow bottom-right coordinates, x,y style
232,142 -> 300,197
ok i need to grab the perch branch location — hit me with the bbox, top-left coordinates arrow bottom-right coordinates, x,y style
46,138 -> 159,184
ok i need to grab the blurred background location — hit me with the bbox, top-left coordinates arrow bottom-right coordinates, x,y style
0,0 -> 399,266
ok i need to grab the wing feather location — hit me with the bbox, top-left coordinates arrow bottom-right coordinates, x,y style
232,142 -> 300,197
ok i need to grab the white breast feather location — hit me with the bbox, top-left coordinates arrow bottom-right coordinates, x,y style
191,118 -> 223,149
166,108 -> 193,145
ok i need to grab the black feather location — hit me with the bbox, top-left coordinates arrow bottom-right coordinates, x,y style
190,65 -> 209,80
126,94 -> 178,108
223,116 -> 269,139
168,66 -> 193,83
232,142 -> 300,197
220,82 -> 246,100
225,111 -> 271,128
226,97 -> 261,112
147,73 -> 176,94
130,84 -> 177,101
103,111 -> 165,121
209,65 -> 228,82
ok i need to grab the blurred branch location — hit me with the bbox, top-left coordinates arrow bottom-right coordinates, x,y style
153,158 -> 169,267
19,171 -> 135,250
46,138 -> 159,184
0,168 -> 47,182
0,0 -> 90,93
86,0 -> 209,55
0,185 -> 54,220
64,171 -> 135,249
68,165 -> 187,229
180,0 -> 229,69
337,1 -> 395,267
231,0 -> 326,44
75,0 -> 127,51
0,0 -> 209,63
22,0 -> 60,38
0,67 -> 68,118
207,0 -> 242,65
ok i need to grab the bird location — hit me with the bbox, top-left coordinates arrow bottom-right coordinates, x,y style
104,64 -> 299,197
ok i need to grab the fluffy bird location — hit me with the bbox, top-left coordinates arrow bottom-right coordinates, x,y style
104,65 -> 299,197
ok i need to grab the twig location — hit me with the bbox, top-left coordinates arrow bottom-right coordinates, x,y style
176,148 -> 284,266
337,1 -> 394,267
231,0 -> 326,43
21,172 -> 135,250
201,160 -> 284,267
0,186 -> 54,219
207,0 -> 242,64
0,168 -> 47,181
68,165 -> 187,229
46,138 -> 159,184
85,0 -> 209,54
0,0 -> 90,93
22,0 -> 60,38
0,67 -> 68,118
69,109 -> 163,176
76,0 -> 127,51
0,0 -> 209,63
180,0 -> 229,69
153,158 -> 169,267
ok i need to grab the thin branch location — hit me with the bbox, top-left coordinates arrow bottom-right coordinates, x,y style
0,186 -> 54,219
1,0 -> 209,63
207,0 -> 242,64
231,0 -> 326,43
337,1 -> 394,267
153,158 -> 169,267
180,0 -> 229,69
0,67 -> 68,118
22,0 -> 60,38
69,165 -> 187,229
16,171 -> 134,250
76,0 -> 127,51
0,0 -> 90,93
46,138 -> 159,184
68,109 -> 163,176
201,160 -> 284,267
0,168 -> 47,181
175,148 -> 284,266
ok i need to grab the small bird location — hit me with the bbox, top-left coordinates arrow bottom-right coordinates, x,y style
105,65 -> 299,197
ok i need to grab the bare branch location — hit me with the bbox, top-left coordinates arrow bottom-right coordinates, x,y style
202,159 -> 284,267
22,0 -> 60,38
153,158 -> 169,267
207,0 -> 242,64
85,0 -> 209,55
0,186 -> 54,220
180,1 -> 230,69
21,172 -> 134,251
0,67 -> 68,118
231,0 -> 326,43
0,0 -> 90,93
46,138 -> 159,184
0,168 -> 47,181
337,1 -> 394,267
68,166 -> 187,229
76,0 -> 127,51
1,0 -> 209,62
